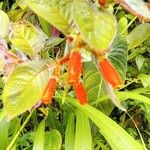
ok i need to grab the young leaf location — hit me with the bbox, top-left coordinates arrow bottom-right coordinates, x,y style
2,60 -> 55,120
10,21 -> 47,55
44,130 -> 62,150
74,110 -> 92,150
38,16 -> 51,37
65,113 -> 75,150
138,74 -> 150,88
108,35 -> 128,81
118,16 -> 128,35
66,100 -> 144,150
73,0 -> 117,52
127,23 -> 150,50
116,0 -> 150,22
33,120 -> 45,150
135,55 -> 145,71
0,10 -> 10,38
24,0 -> 73,34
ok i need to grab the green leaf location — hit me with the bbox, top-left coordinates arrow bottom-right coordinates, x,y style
38,16 -> 51,37
138,74 -> 150,88
117,91 -> 150,105
2,60 -> 55,119
0,119 -> 9,150
74,110 -> 92,150
83,62 -> 114,115
7,9 -> 25,21
127,23 -> 150,50
66,100 -> 144,150
73,0 -> 117,52
65,113 -> 75,150
91,91 -> 150,106
0,10 -> 10,38
16,0 -> 27,9
83,62 -> 103,102
33,120 -> 45,150
44,130 -> 62,150
135,55 -> 145,71
10,21 -> 47,55
117,0 -> 150,22
108,35 -> 128,81
45,37 -> 65,48
118,16 -> 128,35
24,0 -> 73,34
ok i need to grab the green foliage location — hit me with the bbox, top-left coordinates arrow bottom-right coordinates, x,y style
10,21 -> 47,55
33,120 -> 45,150
74,110 -> 92,150
66,99 -> 144,150
22,0 -> 73,34
127,23 -> 150,50
108,35 -> 128,80
0,10 -> 10,38
2,60 -> 55,119
44,130 -> 62,150
65,113 -> 75,150
0,0 -> 150,149
73,0 -> 117,52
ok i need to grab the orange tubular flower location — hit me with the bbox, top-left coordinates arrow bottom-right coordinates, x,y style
67,50 -> 83,85
73,82 -> 88,105
98,0 -> 106,7
41,78 -> 57,104
99,58 -> 123,88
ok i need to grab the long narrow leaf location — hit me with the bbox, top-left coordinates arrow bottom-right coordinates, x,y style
65,113 -> 75,150
74,110 -> 92,150
33,120 -> 45,150
64,99 -> 144,150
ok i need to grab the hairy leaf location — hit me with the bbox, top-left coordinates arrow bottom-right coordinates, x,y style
24,0 -> 73,34
0,10 -> 10,38
2,60 -> 55,119
10,21 -> 46,55
73,0 -> 117,52
74,110 -> 92,150
127,23 -> 150,50
108,35 -> 128,81
44,130 -> 62,150
33,120 -> 45,150
116,0 -> 150,22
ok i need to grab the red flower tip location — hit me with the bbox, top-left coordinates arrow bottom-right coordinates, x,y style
73,82 -> 88,105
41,78 -> 57,104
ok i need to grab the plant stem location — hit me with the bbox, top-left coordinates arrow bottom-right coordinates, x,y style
6,110 -> 34,150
